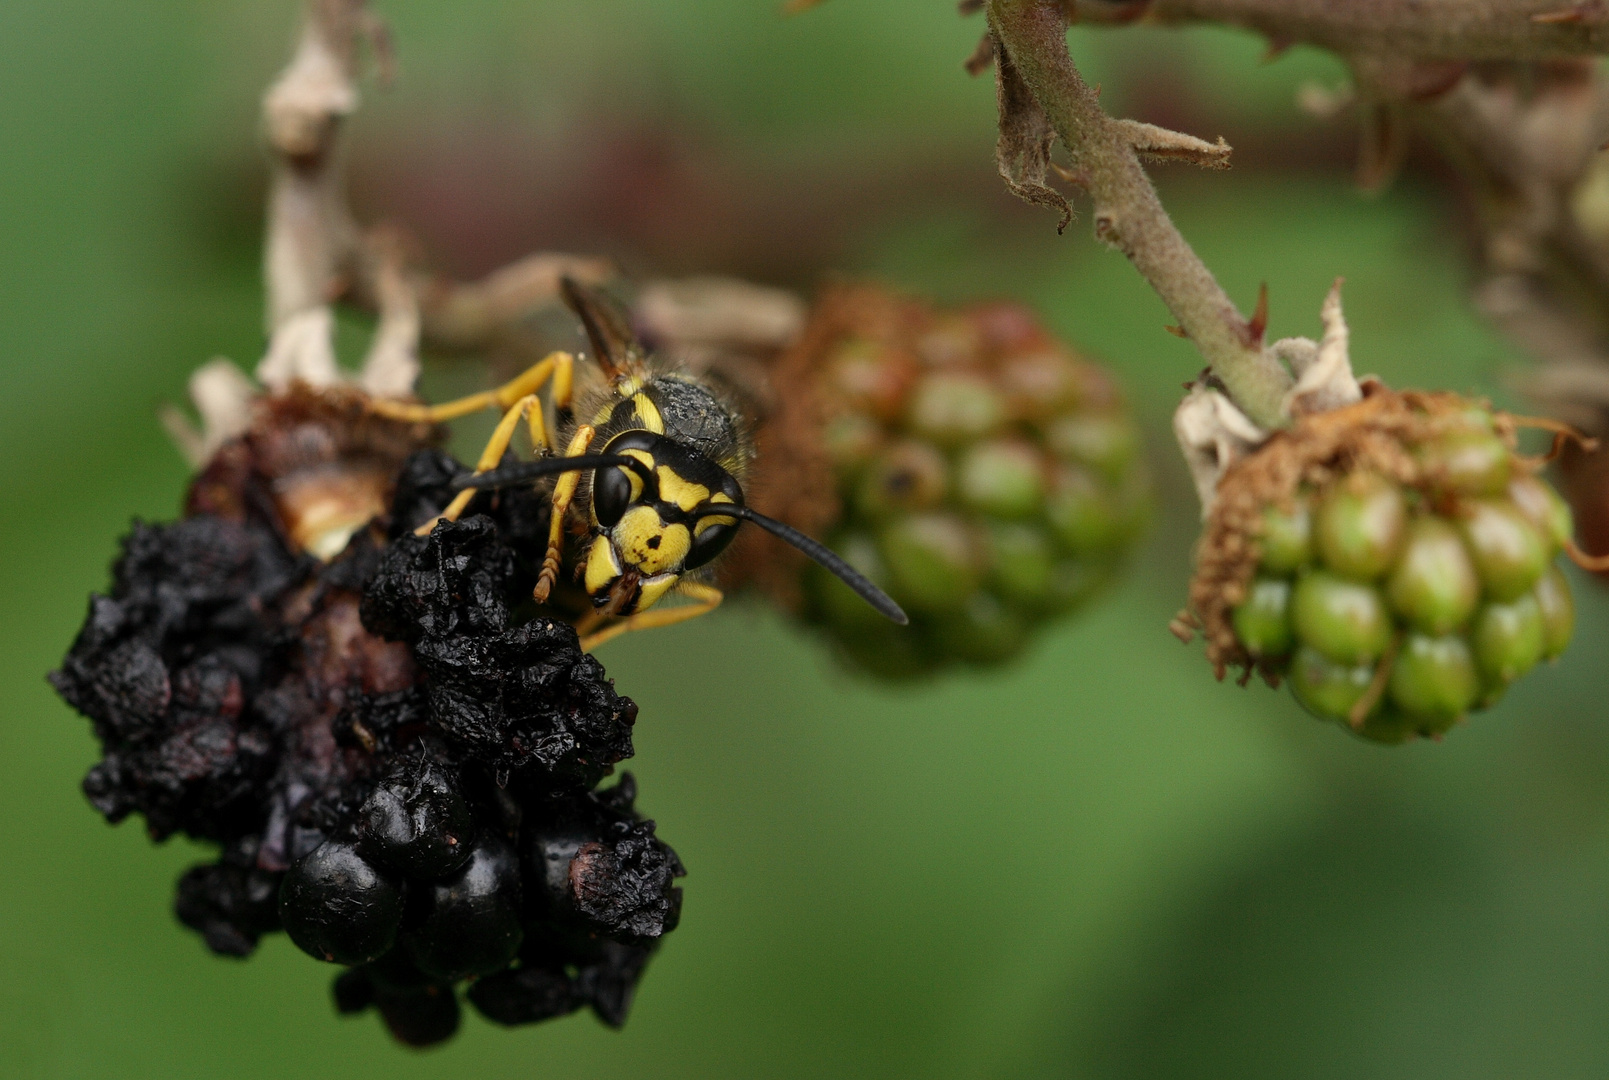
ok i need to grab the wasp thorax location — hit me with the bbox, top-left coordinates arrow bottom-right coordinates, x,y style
1189,388 -> 1576,745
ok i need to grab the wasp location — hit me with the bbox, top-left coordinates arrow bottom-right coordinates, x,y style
374,279 -> 906,650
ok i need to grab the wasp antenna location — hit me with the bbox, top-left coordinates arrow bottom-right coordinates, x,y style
452,453 -> 650,491
699,505 -> 909,624
559,276 -> 637,379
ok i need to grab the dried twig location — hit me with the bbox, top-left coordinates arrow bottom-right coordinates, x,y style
261,0 -> 367,377
169,0 -> 618,466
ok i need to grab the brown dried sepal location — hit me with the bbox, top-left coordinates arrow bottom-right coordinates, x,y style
1188,383 -> 1527,679
187,382 -> 439,559
713,287 -> 891,604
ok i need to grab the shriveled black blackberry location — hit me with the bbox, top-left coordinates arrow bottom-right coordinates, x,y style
524,773 -> 684,943
401,833 -> 525,980
280,839 -> 406,965
174,852 -> 283,958
357,756 -> 475,879
52,386 -> 683,1047
51,516 -> 306,841
361,514 -> 638,787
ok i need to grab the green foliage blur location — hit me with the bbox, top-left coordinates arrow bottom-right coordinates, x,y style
5,2 -> 1609,1077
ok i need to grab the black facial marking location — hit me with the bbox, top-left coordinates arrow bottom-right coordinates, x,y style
646,536 -> 661,550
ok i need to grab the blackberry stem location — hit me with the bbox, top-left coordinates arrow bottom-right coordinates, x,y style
985,0 -> 1294,429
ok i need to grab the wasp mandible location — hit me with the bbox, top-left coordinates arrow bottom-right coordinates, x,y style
374,279 -> 907,650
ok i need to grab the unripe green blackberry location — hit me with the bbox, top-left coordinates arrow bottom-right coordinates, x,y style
1189,388 -> 1579,744
770,284 -> 1150,675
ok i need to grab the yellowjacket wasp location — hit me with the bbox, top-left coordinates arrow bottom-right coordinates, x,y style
375,279 -> 906,650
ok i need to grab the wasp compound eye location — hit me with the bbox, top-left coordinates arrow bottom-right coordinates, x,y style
685,513 -> 739,569
593,461 -> 634,527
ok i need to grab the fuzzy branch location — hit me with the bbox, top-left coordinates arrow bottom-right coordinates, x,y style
1058,0 -> 1609,439
1075,0 -> 1609,60
987,0 -> 1294,428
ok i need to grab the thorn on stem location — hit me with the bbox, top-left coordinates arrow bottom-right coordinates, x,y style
1261,36 -> 1292,64
1356,102 -> 1408,194
1532,3 -> 1608,24
1246,282 -> 1269,346
963,32 -> 996,77
1165,324 -> 1189,339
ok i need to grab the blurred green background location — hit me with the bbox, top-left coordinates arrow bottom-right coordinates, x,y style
6,2 -> 1609,1077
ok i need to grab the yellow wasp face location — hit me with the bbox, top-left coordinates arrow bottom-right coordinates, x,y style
582,430 -> 742,616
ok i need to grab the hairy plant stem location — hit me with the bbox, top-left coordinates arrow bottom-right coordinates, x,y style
1076,0 -> 1609,60
988,0 -> 1293,428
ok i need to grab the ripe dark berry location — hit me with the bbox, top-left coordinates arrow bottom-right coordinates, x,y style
55,389 -> 685,1048
358,759 -> 475,880
466,965 -> 577,1027
376,985 -> 461,1048
174,861 -> 283,958
402,835 -> 524,981
331,968 -> 375,1015
524,777 -> 685,943
280,840 -> 404,966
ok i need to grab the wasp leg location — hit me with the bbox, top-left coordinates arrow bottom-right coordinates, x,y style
579,583 -> 724,651
572,610 -> 609,637
414,394 -> 542,536
372,350 -> 574,429
535,424 -> 597,602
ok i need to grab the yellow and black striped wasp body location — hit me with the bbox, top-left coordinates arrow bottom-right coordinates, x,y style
375,279 -> 906,650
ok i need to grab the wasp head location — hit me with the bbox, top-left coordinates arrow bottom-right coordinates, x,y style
582,431 -> 743,615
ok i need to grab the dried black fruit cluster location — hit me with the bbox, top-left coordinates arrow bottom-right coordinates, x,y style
51,408 -> 684,1048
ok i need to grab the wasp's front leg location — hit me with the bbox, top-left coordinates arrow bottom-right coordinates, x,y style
372,350 -> 574,436
579,583 -> 724,650
534,424 -> 597,602
413,394 -> 545,535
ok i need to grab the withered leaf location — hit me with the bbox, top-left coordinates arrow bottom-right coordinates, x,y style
992,30 -> 1072,232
